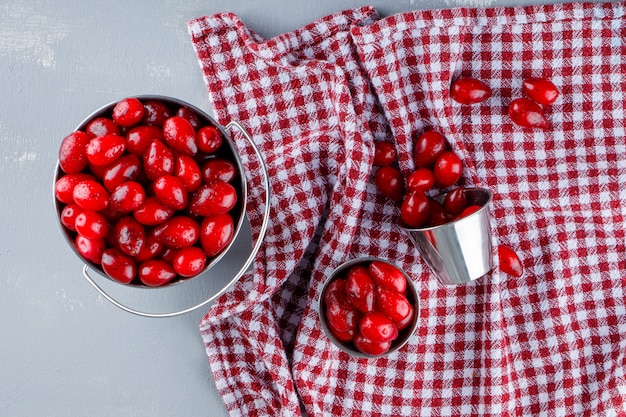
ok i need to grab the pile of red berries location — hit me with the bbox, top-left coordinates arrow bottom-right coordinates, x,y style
374,131 -> 478,229
55,97 -> 242,287
322,260 -> 416,356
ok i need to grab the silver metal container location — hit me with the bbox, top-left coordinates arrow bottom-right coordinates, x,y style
400,187 -> 493,286
318,257 -> 419,358
53,95 -> 270,317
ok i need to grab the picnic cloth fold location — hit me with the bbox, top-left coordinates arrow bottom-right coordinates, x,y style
188,2 -> 626,416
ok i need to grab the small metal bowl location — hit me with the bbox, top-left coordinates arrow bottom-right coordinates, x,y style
318,257 -> 419,358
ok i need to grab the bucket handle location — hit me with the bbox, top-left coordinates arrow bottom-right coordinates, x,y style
82,121 -> 271,318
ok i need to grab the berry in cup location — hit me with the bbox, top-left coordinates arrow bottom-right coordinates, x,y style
321,259 -> 417,357
55,97 -> 241,287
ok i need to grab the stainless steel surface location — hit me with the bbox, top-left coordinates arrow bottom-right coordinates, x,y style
401,188 -> 494,285
318,257 -> 420,359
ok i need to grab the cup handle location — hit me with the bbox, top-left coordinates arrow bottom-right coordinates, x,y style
82,121 -> 271,318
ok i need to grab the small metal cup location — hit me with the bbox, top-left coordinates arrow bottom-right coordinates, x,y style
400,187 -> 493,286
318,257 -> 419,358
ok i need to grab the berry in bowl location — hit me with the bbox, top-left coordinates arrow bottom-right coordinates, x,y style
54,96 -> 248,288
319,257 -> 419,358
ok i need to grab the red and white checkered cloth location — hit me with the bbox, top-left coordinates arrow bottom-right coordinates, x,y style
188,2 -> 626,416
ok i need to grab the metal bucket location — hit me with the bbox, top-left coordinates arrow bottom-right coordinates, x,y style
53,95 -> 270,317
400,187 -> 493,286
